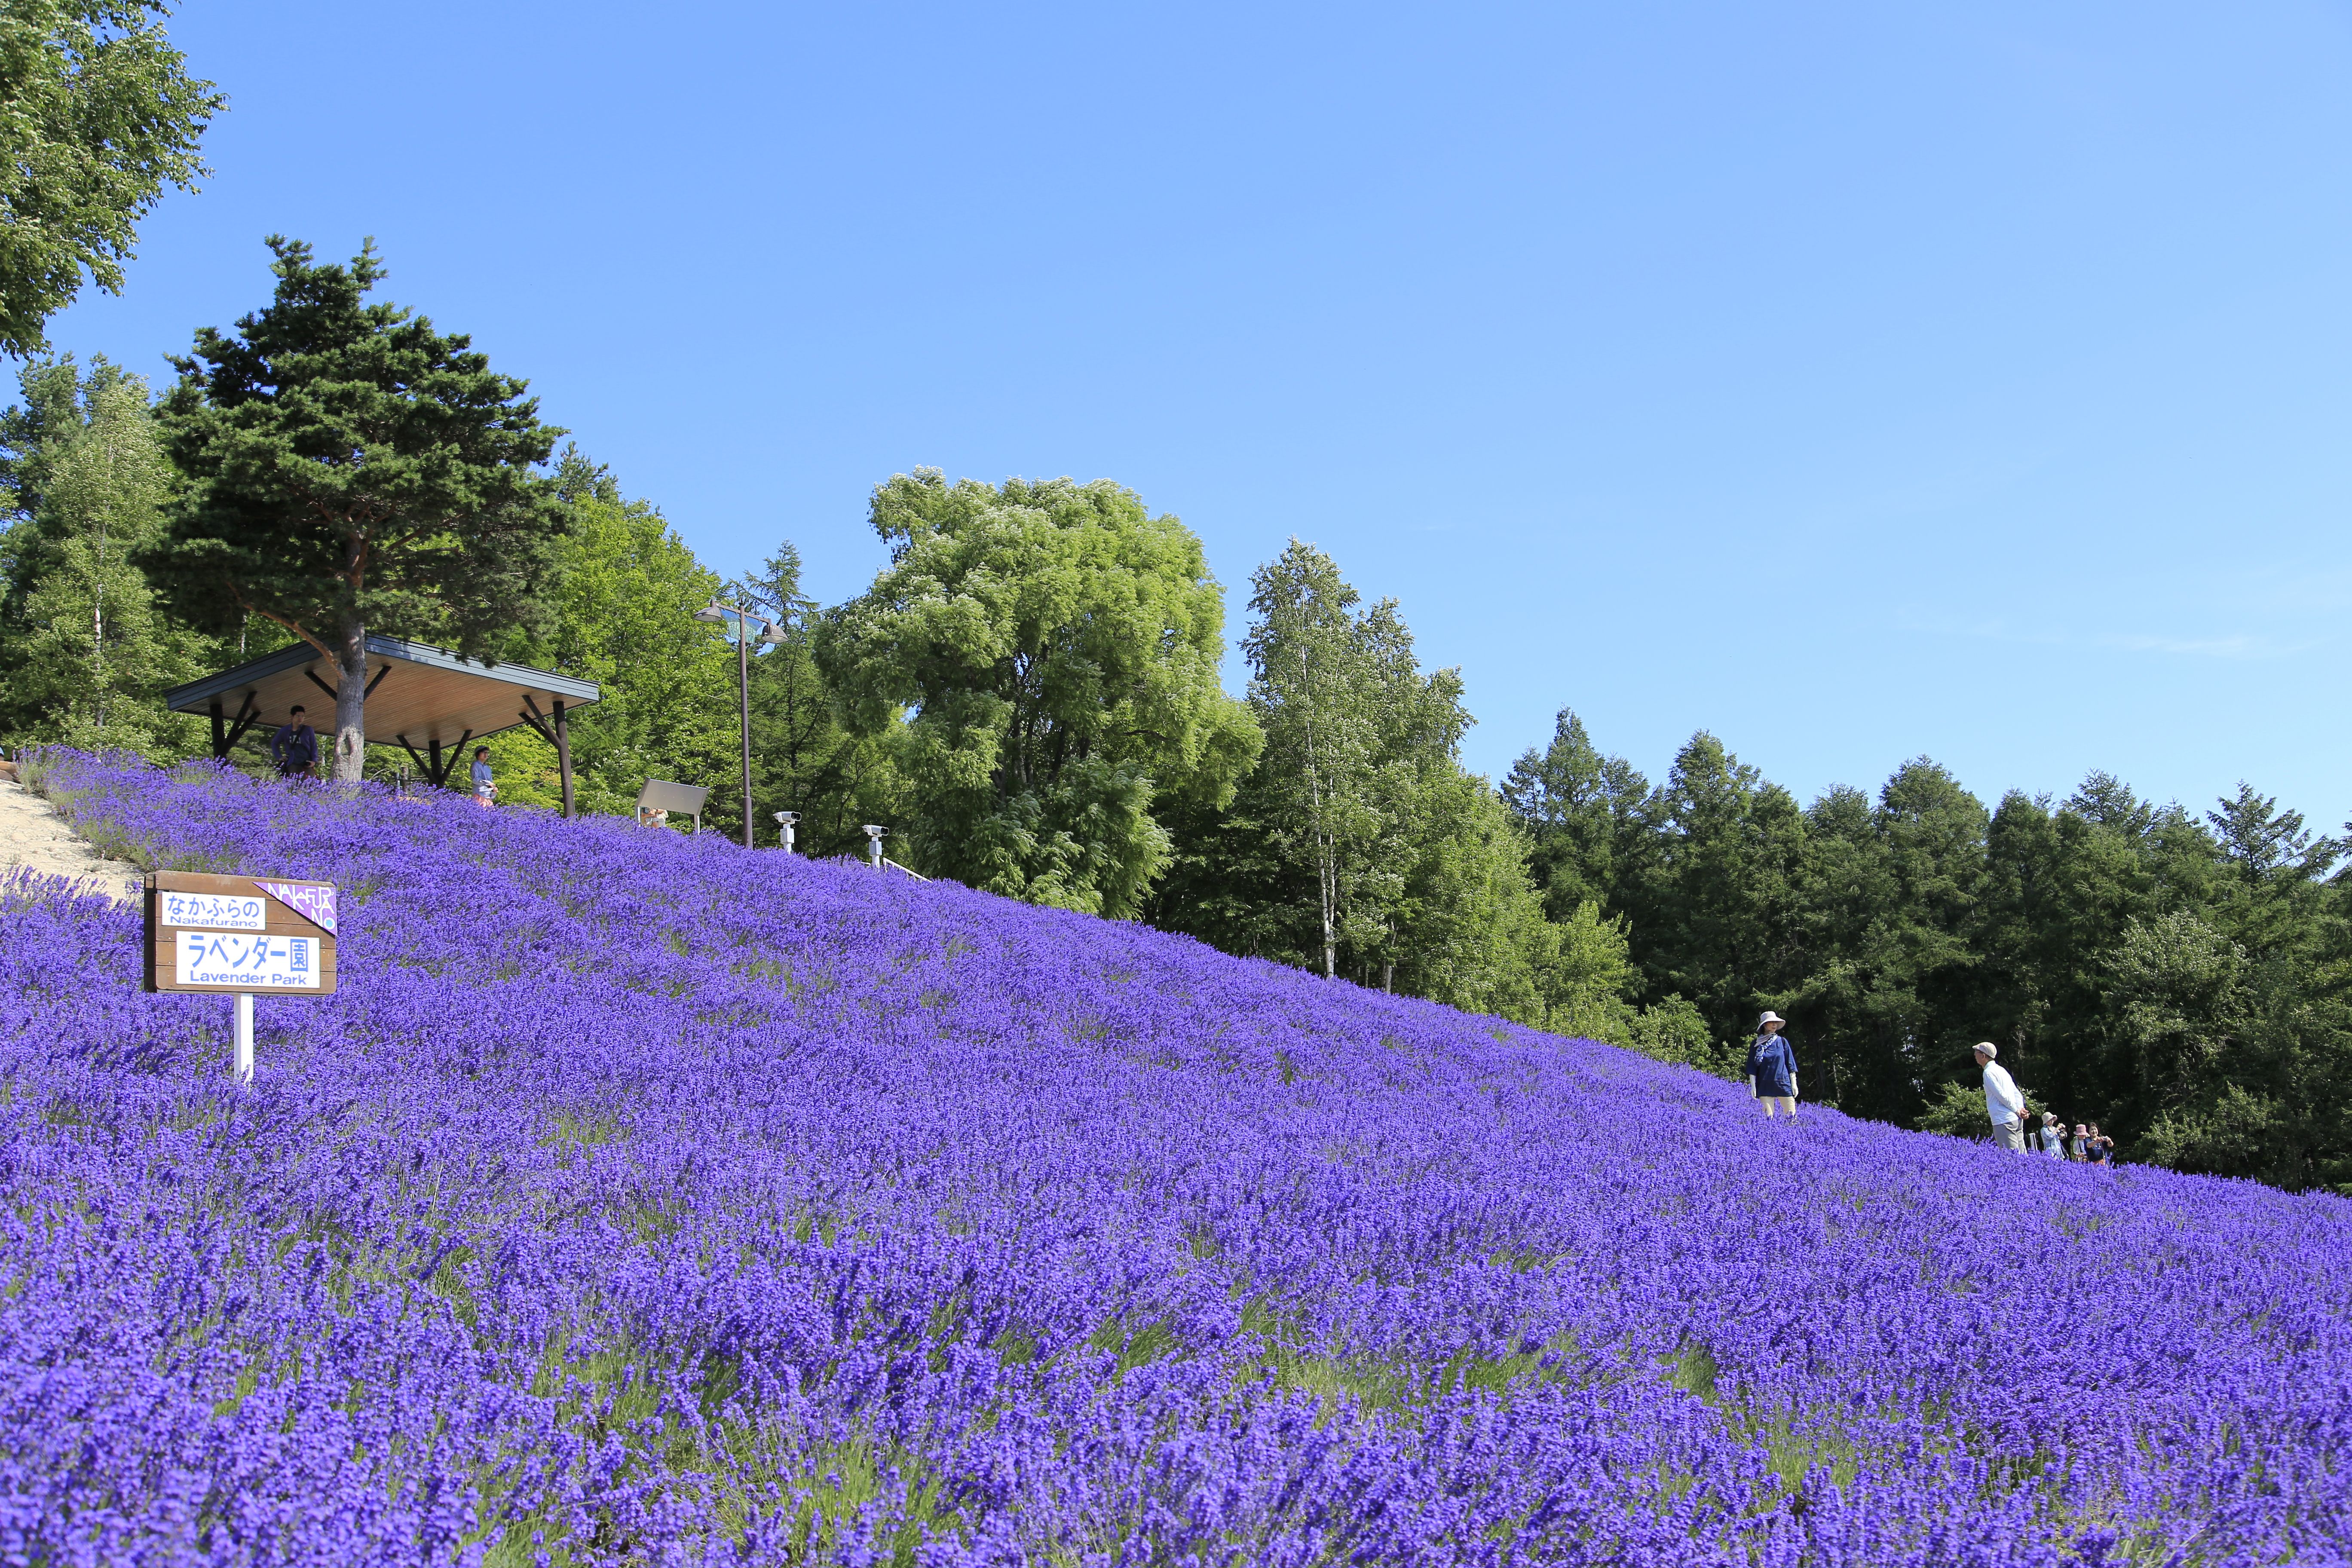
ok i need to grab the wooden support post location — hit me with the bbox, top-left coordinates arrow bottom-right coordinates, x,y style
428,736 -> 444,789
554,698 -> 574,820
223,694 -> 262,756
210,700 -> 227,759
364,662 -> 392,698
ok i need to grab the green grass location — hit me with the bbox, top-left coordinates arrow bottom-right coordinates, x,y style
466,1334 -> 962,1568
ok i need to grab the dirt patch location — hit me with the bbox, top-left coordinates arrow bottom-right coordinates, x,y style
0,778 -> 141,905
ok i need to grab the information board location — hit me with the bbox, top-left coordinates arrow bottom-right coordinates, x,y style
144,871 -> 338,995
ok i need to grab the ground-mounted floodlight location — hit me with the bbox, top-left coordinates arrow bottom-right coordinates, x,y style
773,810 -> 798,853
863,824 -> 887,869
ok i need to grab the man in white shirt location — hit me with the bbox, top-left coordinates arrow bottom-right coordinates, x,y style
1973,1042 -> 2027,1153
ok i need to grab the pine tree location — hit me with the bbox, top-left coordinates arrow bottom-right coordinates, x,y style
144,238 -> 567,782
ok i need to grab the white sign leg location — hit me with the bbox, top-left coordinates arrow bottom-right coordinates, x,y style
233,991 -> 254,1084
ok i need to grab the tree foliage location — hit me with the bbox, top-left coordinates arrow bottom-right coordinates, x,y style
734,539 -> 900,857
145,238 -> 567,781
1151,544 -> 1711,1066
0,1 -> 221,356
819,471 -> 1259,916
0,356 -> 210,755
1502,710 -> 2352,1192
478,449 -> 731,818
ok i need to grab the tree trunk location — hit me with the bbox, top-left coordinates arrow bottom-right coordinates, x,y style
332,619 -> 368,783
1319,838 -> 1337,979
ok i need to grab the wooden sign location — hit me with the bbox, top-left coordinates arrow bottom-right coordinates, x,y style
144,871 -> 338,995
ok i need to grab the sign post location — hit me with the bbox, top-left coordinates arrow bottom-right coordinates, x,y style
143,872 -> 338,1083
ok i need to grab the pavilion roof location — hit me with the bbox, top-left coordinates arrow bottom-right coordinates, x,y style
164,635 -> 600,760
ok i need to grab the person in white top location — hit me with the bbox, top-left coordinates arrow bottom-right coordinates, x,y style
1973,1042 -> 2027,1153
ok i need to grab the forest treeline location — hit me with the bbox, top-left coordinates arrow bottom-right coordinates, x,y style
2,248 -> 2346,1195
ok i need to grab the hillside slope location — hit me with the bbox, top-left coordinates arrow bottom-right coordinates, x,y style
4,753 -> 2347,1565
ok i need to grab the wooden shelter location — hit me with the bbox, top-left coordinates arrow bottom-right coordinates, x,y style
164,635 -> 602,816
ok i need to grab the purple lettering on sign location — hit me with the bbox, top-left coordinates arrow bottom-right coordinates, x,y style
256,880 -> 337,934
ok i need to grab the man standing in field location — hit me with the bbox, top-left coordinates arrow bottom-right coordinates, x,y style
269,705 -> 318,779
1974,1042 -> 2027,1152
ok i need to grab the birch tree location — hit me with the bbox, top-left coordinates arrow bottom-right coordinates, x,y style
1242,540 -> 1385,978
0,360 -> 204,754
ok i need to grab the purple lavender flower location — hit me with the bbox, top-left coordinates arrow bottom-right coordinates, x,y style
0,750 -> 2344,1565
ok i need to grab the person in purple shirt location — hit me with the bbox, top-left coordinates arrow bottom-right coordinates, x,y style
269,705 -> 318,778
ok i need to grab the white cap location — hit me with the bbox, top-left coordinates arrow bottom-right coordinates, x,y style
1973,1041 -> 1997,1059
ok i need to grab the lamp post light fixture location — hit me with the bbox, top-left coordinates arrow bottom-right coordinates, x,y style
862,824 -> 887,870
696,600 -> 782,849
772,810 -> 798,854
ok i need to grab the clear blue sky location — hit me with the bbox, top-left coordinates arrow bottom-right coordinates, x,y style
47,2 -> 2352,830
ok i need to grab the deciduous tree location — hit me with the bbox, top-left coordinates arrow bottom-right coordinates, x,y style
478,449 -> 731,816
820,471 -> 1259,915
0,2 -> 221,356
0,358 -> 207,753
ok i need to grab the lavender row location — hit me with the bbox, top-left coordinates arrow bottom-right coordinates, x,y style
2,751 -> 2346,1565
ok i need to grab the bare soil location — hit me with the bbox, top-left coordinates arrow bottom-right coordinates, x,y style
0,778 -> 142,905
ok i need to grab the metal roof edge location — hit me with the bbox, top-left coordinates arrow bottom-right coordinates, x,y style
162,641 -> 322,711
165,637 -> 602,713
360,635 -> 601,703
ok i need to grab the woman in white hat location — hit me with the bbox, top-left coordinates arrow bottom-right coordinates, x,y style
1744,1012 -> 1798,1118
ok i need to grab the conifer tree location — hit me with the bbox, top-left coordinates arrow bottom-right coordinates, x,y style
144,238 -> 567,782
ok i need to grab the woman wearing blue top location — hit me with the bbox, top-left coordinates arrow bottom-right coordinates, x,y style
1744,1011 -> 1798,1118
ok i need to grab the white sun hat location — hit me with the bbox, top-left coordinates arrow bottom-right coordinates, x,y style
1758,1011 -> 1785,1027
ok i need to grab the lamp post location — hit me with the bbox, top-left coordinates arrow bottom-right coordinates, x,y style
696,600 -> 783,848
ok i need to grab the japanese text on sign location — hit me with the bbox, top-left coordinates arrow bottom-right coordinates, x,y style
175,931 -> 321,989
158,892 -> 267,931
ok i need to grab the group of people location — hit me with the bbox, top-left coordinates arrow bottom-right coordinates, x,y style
269,704 -> 497,806
1740,1015 -> 2119,1164
1977,1040 -> 2116,1162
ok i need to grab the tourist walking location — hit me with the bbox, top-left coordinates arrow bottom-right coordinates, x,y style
1744,1011 -> 1799,1119
269,705 -> 318,779
1973,1042 -> 2027,1152
470,745 -> 496,808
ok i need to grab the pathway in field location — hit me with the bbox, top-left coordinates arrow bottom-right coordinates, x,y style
0,778 -> 140,904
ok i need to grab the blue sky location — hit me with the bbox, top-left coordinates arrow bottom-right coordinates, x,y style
47,2 -> 2352,830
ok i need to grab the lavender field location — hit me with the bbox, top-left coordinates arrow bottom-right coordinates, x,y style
3,753 -> 2346,1566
